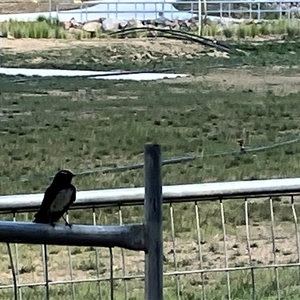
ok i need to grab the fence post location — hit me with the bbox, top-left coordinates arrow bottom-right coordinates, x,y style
0,30 -> 2,68
144,144 -> 163,300
49,0 -> 52,19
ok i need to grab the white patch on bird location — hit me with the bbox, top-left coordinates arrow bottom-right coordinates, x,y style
49,188 -> 73,212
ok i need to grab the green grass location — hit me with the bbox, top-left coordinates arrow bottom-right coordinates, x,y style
2,16 -> 300,40
1,40 -> 300,299
1,266 -> 300,299
1,76 -> 300,193
0,17 -> 66,39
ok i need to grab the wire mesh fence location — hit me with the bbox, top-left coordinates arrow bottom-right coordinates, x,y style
1,0 -> 300,22
0,190 -> 300,299
55,0 -> 300,22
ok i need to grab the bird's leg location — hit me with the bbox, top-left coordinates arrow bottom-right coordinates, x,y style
49,217 -> 55,228
62,215 -> 72,228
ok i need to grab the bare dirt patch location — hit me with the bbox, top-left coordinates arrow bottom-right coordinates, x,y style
185,68 -> 300,95
2,38 -> 102,52
1,37 -> 209,54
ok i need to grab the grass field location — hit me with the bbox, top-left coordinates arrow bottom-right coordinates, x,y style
1,37 -> 300,299
2,17 -> 300,40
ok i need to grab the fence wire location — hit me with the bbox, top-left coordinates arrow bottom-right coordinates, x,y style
2,0 -> 299,22
0,193 -> 300,299
1,135 -> 300,186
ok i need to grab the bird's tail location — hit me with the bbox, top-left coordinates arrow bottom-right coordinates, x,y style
33,213 -> 49,224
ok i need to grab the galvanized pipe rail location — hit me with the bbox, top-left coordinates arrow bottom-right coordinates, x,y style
0,177 -> 299,213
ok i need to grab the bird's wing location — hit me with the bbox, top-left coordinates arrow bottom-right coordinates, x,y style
34,186 -> 57,217
62,185 -> 76,213
50,185 -> 76,222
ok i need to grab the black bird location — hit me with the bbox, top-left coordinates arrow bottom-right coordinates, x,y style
33,170 -> 76,227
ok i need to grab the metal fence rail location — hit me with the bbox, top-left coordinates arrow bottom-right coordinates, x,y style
55,0 -> 300,22
1,177 -> 300,211
0,174 -> 300,299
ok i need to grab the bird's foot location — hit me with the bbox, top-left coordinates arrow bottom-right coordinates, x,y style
65,221 -> 72,229
62,215 -> 72,228
50,222 -> 55,228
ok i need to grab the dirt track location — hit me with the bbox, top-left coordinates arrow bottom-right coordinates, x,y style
1,37 -> 211,54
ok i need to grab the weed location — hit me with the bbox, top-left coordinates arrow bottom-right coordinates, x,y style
223,28 -> 233,38
237,26 -> 246,39
250,24 -> 259,38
